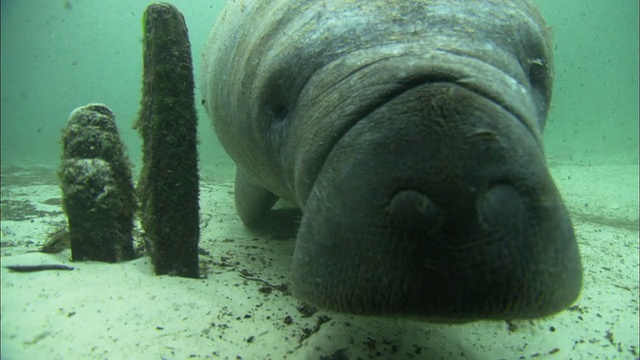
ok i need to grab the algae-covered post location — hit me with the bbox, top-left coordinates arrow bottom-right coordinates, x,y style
136,3 -> 200,278
60,104 -> 136,262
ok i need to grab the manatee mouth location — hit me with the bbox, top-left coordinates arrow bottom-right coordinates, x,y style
289,53 -> 581,322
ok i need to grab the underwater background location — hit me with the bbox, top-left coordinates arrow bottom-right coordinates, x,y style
1,0 -> 638,179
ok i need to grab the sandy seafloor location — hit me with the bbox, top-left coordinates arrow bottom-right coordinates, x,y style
0,163 -> 638,360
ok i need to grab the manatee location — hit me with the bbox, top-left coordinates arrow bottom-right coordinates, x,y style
201,0 -> 582,322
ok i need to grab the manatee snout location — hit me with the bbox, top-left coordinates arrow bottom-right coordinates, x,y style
291,80 -> 582,321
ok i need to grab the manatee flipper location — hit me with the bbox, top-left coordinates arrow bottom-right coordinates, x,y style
234,168 -> 279,228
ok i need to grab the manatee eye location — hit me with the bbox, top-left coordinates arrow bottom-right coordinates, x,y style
266,103 -> 289,148
526,57 -> 552,119
528,58 -> 547,84
272,104 -> 289,123
260,68 -> 296,148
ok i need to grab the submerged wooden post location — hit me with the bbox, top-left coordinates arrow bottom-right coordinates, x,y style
136,3 -> 200,278
60,104 -> 136,262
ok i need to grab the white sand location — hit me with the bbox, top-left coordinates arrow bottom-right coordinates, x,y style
1,164 -> 638,359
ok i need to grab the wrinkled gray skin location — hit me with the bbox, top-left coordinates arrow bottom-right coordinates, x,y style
201,0 -> 582,322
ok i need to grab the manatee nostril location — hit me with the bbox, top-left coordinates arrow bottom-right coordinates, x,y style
478,183 -> 526,230
387,189 -> 442,231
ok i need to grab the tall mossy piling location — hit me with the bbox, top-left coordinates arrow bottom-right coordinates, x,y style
60,104 -> 136,262
136,3 -> 200,278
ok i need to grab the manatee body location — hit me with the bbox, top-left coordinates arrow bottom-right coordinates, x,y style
201,0 -> 582,322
